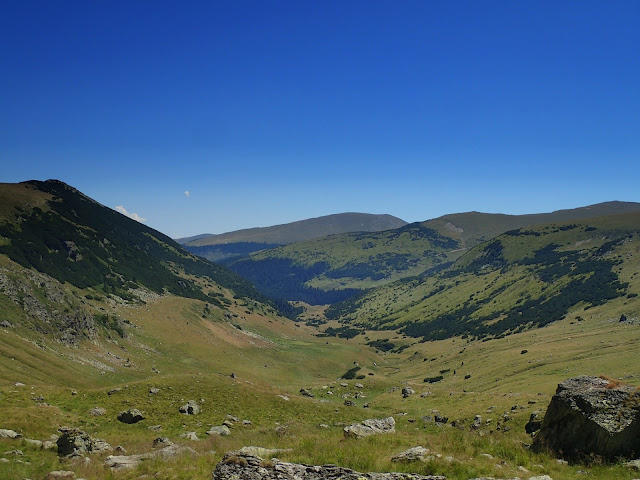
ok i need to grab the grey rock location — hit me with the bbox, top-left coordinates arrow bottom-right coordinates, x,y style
212,451 -> 446,480
0,320 -> 13,328
434,414 -> 448,424
344,417 -> 395,439
529,476 -> 554,480
148,425 -> 162,431
117,409 -> 145,424
179,400 -> 200,415
471,415 -> 483,430
152,437 -> 174,448
105,444 -> 196,470
402,387 -> 415,398
344,400 -> 356,406
355,383 -> 364,389
625,459 -> 640,470
533,376 -> 640,460
107,388 -> 121,396
89,407 -> 106,417
236,446 -> 293,457
25,438 -> 43,448
179,432 -> 199,441
56,427 -> 111,457
300,388 -> 314,398
390,446 -> 431,462
222,420 -> 234,428
45,471 -> 75,480
0,429 -> 20,439
206,425 -> 231,436
149,388 -> 160,395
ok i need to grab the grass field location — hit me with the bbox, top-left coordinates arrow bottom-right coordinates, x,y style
2,278 -> 639,479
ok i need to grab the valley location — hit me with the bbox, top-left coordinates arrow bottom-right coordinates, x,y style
1,181 -> 639,480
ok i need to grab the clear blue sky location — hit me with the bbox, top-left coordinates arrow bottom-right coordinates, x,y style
1,1 -> 639,238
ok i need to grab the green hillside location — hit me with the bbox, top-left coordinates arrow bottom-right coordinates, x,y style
181,213 -> 407,262
325,212 -> 640,342
0,180 -> 294,319
225,202 -> 640,303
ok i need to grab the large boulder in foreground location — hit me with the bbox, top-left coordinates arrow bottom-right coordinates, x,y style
343,417 -> 395,439
212,451 -> 446,480
533,375 -> 640,460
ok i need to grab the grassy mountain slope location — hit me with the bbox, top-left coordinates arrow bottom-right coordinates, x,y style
326,212 -> 640,342
2,246 -> 639,480
1,183 -> 639,479
225,202 -> 640,303
0,180 -> 291,318
182,213 -> 407,262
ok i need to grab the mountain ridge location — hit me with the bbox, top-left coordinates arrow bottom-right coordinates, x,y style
182,212 -> 408,247
223,201 -> 640,304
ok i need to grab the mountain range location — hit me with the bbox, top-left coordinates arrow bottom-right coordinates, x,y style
1,180 -> 639,480
220,201 -> 640,305
178,213 -> 407,262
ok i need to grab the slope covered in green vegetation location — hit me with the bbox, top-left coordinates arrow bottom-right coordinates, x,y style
225,202 -> 640,304
326,212 -> 640,342
0,180 -> 294,317
1,182 -> 640,480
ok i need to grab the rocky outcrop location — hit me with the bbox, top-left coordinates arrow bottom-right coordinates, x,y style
212,451 -> 446,480
56,427 -> 112,456
343,417 -> 395,439
533,376 -> 640,460
0,267 -> 97,344
105,444 -> 196,470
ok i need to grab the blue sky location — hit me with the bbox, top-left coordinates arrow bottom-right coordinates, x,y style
1,1 -> 639,238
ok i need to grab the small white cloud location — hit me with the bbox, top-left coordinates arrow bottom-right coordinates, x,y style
184,190 -> 190,198
115,205 -> 147,223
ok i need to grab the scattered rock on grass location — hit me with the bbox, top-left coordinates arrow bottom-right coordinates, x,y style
300,388 -> 314,398
105,444 -> 197,470
179,400 -> 200,415
206,425 -> 231,436
390,446 -> 431,462
153,437 -> 174,448
402,387 -> 415,398
343,417 -> 395,439
117,409 -> 145,424
45,471 -> 75,480
89,407 -> 106,417
0,429 -> 20,439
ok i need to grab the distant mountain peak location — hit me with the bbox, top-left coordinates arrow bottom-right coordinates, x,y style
182,212 -> 407,247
